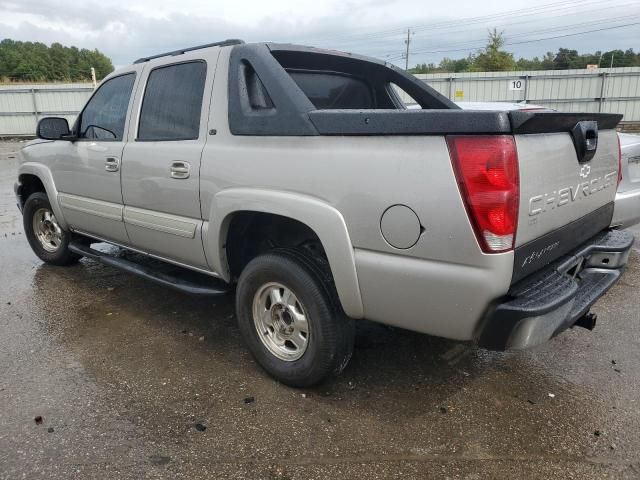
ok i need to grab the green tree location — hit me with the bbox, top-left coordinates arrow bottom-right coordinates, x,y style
409,63 -> 438,74
48,42 -> 70,80
553,48 -> 579,69
0,38 -> 114,82
473,29 -> 516,71
441,55 -> 474,72
515,56 -> 543,70
410,40 -> 640,73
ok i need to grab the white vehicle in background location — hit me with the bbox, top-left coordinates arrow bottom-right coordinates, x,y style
405,101 -> 548,111
612,133 -> 640,228
455,101 -> 548,112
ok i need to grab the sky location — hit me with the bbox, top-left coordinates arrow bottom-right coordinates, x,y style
0,0 -> 639,68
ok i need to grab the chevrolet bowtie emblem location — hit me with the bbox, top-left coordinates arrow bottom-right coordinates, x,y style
579,164 -> 591,178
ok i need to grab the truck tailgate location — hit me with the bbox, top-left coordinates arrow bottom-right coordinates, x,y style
510,112 -> 621,282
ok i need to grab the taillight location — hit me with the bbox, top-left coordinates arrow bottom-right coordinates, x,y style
617,134 -> 622,187
447,135 -> 520,253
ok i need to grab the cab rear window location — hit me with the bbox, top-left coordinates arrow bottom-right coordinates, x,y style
287,71 -> 374,110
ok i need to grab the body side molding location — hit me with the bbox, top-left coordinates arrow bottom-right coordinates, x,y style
56,194 -> 201,239
58,193 -> 123,221
123,206 -> 198,238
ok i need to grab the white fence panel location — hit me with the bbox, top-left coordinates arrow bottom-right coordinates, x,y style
415,67 -> 640,123
0,83 -> 93,136
2,69 -> 640,136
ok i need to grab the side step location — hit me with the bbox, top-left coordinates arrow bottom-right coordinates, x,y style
68,241 -> 229,296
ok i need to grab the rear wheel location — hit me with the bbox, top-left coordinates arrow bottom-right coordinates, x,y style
23,192 -> 80,266
236,250 -> 354,387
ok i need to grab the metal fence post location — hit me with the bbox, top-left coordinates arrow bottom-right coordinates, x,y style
598,72 -> 607,113
30,88 -> 39,123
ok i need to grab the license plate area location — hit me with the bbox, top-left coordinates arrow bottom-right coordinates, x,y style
557,248 -> 630,280
560,256 -> 585,279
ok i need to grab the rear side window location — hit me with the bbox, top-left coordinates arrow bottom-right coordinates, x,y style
390,83 -> 421,109
288,71 -> 374,109
79,73 -> 135,141
138,61 -> 207,141
242,61 -> 274,110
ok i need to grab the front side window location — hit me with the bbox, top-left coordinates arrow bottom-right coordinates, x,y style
79,73 -> 135,141
138,61 -> 207,141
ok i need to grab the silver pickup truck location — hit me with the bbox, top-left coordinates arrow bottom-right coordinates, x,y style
14,40 -> 634,386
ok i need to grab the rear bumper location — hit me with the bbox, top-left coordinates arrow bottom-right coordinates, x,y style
477,229 -> 634,350
612,189 -> 640,228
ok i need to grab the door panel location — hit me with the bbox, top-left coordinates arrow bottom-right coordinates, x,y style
121,52 -> 219,270
54,71 -> 140,243
121,142 -> 203,219
54,142 -> 125,205
122,206 -> 207,268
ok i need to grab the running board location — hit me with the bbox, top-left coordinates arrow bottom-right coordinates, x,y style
68,241 -> 229,296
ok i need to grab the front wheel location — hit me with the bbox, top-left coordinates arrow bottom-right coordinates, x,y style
23,192 -> 80,266
236,250 -> 355,387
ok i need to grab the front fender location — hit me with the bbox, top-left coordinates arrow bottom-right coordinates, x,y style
205,188 -> 364,319
17,162 -> 69,229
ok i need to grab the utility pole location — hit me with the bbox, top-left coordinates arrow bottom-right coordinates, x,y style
404,28 -> 413,71
610,54 -> 615,69
90,67 -> 97,89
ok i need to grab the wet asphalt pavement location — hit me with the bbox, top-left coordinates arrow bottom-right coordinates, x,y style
1,140 -> 640,479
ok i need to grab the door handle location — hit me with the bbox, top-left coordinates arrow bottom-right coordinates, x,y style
105,157 -> 120,172
170,161 -> 191,179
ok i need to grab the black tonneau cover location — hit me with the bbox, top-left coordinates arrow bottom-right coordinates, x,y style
509,111 -> 621,133
307,110 -> 623,136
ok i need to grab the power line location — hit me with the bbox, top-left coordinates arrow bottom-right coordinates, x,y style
409,0 -> 617,34
383,3 -> 639,48
378,15 -> 638,62
289,0 -> 608,44
404,21 -> 640,57
332,0 -> 600,42
291,0 -> 639,68
376,13 -> 636,57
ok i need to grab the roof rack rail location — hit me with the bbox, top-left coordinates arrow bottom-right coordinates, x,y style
133,39 -> 245,64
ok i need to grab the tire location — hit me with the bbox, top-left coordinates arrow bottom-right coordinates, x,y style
23,192 -> 80,266
236,250 -> 355,387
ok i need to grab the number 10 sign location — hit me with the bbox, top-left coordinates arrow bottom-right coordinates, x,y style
509,79 -> 524,91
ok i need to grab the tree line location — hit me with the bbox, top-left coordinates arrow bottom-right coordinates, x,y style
410,29 -> 640,74
0,39 -> 114,82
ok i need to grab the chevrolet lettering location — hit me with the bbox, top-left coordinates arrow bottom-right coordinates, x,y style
529,171 -> 617,216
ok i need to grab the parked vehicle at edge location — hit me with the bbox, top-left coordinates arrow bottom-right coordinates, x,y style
407,101 -> 547,111
14,40 -> 634,386
612,133 -> 640,228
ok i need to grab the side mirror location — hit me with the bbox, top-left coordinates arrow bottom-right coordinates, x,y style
36,117 -> 71,140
